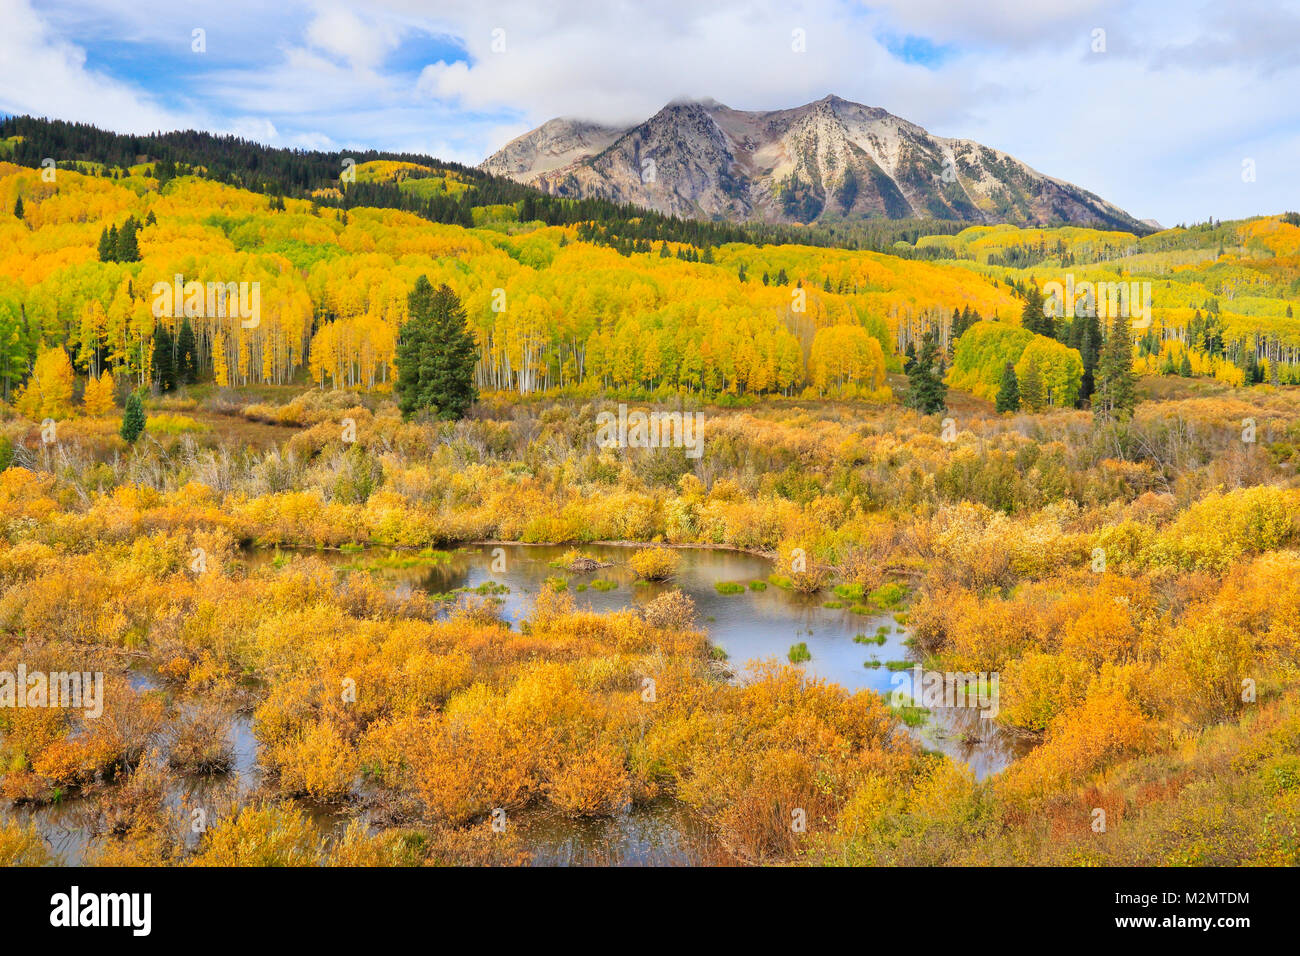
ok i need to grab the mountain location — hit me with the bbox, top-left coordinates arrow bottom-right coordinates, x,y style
480,118 -> 626,181
481,95 -> 1145,231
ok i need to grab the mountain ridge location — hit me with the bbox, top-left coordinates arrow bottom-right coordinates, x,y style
482,95 -> 1145,231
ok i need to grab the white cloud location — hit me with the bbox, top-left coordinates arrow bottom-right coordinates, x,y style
305,4 -> 401,70
387,0 -> 1300,224
2,0 -> 1298,223
0,0 -> 189,132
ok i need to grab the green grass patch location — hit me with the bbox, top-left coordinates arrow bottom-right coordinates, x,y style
591,578 -> 617,591
854,632 -> 886,645
145,412 -> 210,435
788,642 -> 811,663
893,704 -> 930,728
870,582 -> 909,608
833,583 -> 865,601
748,580 -> 768,591
465,580 -> 508,595
884,660 -> 914,671
823,600 -> 845,609
345,547 -> 452,571
714,581 -> 746,595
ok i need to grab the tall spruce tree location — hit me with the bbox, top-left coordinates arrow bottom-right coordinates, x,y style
99,225 -> 118,262
1021,282 -> 1048,336
176,318 -> 198,384
394,277 -> 478,420
1094,314 -> 1137,421
152,326 -> 176,392
120,391 -> 146,443
116,216 -> 141,262
995,362 -> 1021,413
12,197 -> 22,220
904,330 -> 947,414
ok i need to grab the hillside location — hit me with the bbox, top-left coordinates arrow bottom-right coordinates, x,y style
2,148 -> 1299,409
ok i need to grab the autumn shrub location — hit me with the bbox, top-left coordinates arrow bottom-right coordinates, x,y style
324,822 -> 422,866
548,746 -> 632,817
629,546 -> 680,581
189,803 -> 322,866
998,687 -> 1152,805
1147,485 -> 1299,572
166,704 -> 234,774
641,588 -> 696,631
0,818 -> 54,866
997,652 -> 1093,733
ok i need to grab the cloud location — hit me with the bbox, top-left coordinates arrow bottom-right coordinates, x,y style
0,0 -> 191,132
2,0 -> 1297,223
304,4 -> 401,70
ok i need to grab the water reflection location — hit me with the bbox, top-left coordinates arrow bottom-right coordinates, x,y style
300,542 -> 1034,777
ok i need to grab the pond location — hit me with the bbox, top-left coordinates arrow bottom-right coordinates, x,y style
313,541 -> 1032,780
10,542 -> 1033,866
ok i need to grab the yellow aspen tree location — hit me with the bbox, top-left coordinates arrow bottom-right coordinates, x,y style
15,347 -> 76,419
212,331 -> 230,387
82,369 -> 116,415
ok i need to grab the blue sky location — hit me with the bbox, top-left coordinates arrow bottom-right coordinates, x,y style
2,0 -> 1298,226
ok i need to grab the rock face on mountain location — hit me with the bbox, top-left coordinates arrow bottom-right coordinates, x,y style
480,118 -> 626,181
481,95 -> 1143,230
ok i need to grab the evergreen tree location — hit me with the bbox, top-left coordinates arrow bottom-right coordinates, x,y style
116,216 -> 141,262
1242,347 -> 1261,383
99,225 -> 117,262
1094,314 -> 1137,421
1179,351 -> 1193,377
1020,282 -> 1047,336
145,209 -> 157,226
12,197 -> 22,219
152,326 -> 176,392
176,318 -> 198,384
1067,314 -> 1092,404
904,330 -> 947,414
394,277 -> 478,420
995,362 -> 1021,413
1018,355 -> 1046,411
120,391 -> 146,443
395,279 -> 434,418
